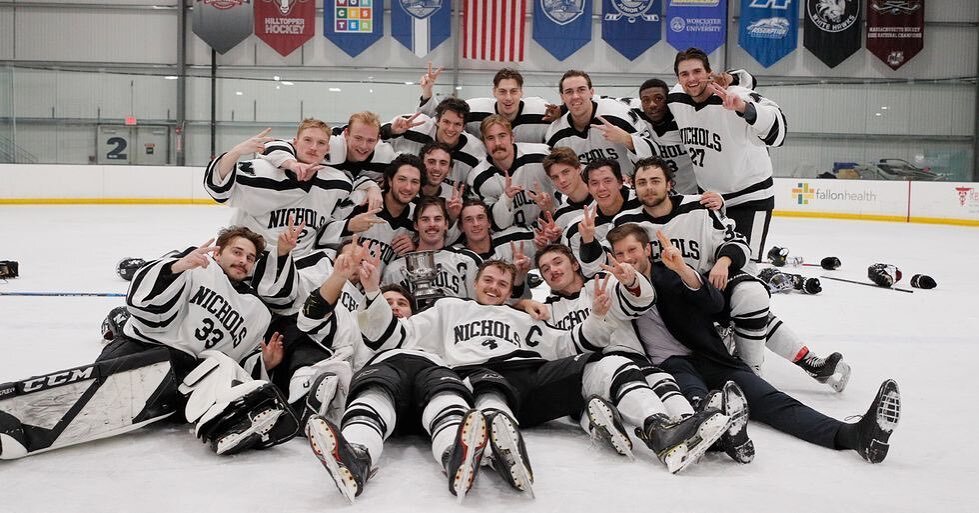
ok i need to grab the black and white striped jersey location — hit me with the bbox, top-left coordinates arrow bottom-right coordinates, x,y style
316,202 -> 417,271
545,98 -> 645,177
383,113 -> 487,187
204,157 -> 352,256
418,95 -> 552,143
561,186 -> 640,277
666,85 -> 785,208
467,143 -> 553,230
612,195 -> 750,273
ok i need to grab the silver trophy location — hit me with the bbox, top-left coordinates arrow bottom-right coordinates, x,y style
404,250 -> 445,311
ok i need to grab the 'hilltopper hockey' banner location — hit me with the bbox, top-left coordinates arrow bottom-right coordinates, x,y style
804,0 -> 861,68
533,0 -> 593,61
255,0 -> 315,57
392,0 -> 451,58
602,0 -> 662,61
665,0 -> 727,54
866,0 -> 924,70
739,0 -> 798,67
193,0 -> 254,54
325,0 -> 384,57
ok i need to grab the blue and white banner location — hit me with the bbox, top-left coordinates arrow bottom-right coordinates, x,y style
602,0 -> 662,60
324,0 -> 384,58
533,0 -> 593,61
392,0 -> 451,58
738,0 -> 798,67
665,0 -> 727,54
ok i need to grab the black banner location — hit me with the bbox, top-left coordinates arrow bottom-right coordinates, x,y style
803,0 -> 861,68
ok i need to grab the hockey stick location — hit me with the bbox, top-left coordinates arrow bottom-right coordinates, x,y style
820,276 -> 913,293
0,291 -> 126,297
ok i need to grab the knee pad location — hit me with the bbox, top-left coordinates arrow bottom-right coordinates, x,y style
583,355 -> 647,401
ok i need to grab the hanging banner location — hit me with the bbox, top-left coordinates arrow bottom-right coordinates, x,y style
601,0 -> 662,61
866,0 -> 924,70
532,0 -> 592,61
803,0 -> 861,68
192,0 -> 254,55
665,0 -> 727,54
392,0 -> 451,58
738,0 -> 797,68
324,0 -> 383,57
254,0 -> 315,57
461,0 -> 526,62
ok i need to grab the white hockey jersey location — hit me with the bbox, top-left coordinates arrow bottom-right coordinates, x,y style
612,195 -> 750,273
545,98 -> 645,177
552,190 -> 593,231
667,85 -> 785,208
204,157 -> 352,256
316,202 -> 416,271
358,295 -> 613,367
383,113 -> 487,187
561,186 -> 640,277
381,247 -> 482,299
261,137 -> 383,208
467,143 -> 554,230
123,254 -> 277,364
418,95 -> 552,144
544,271 -> 655,355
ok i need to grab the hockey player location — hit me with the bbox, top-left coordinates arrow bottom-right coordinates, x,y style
545,70 -> 645,176
468,115 -> 554,230
357,258 -> 730,481
607,224 -> 901,464
382,196 -> 482,300
562,158 -> 640,277
454,199 -> 538,298
204,122 -> 353,256
544,147 -> 591,231
0,227 -> 299,459
612,158 -> 850,390
384,97 -> 487,187
417,65 -> 553,143
316,154 -> 423,271
296,251 -> 486,502
419,141 -> 456,199
668,48 -> 786,262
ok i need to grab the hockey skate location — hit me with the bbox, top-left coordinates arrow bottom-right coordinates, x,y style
636,409 -> 729,474
797,352 -> 851,392
854,379 -> 901,464
486,411 -> 534,497
585,395 -> 634,459
443,409 -> 489,501
704,382 -> 754,464
305,414 -> 373,503
301,372 -> 340,427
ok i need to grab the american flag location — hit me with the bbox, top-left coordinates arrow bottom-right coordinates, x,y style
461,0 -> 526,62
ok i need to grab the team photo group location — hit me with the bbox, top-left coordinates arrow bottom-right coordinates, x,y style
0,48 -> 902,503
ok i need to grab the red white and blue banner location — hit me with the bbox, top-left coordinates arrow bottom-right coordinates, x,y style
738,0 -> 798,68
462,0 -> 527,62
533,0 -> 592,61
192,0 -> 254,54
601,0 -> 662,60
665,0 -> 727,54
803,0 -> 861,68
866,0 -> 924,70
392,0 -> 452,58
254,0 -> 315,57
324,0 -> 383,57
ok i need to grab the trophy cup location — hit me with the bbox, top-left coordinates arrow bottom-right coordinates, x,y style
404,250 -> 445,311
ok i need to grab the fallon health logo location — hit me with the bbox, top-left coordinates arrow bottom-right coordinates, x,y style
791,182 -> 877,205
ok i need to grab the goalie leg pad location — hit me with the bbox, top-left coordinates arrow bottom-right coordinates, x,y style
0,347 -> 177,459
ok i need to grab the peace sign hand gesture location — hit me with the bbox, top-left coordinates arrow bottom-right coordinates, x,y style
527,180 -> 554,214
708,83 -> 746,113
601,255 -> 637,290
656,230 -> 685,272
579,204 -> 597,243
391,112 -> 425,136
447,181 -> 466,221
503,170 -> 524,199
419,61 -> 443,100
231,128 -> 275,158
591,274 -> 612,318
510,240 -> 532,279
171,239 -> 219,274
277,215 -> 307,257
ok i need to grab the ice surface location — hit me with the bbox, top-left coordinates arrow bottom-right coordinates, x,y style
1,205 -> 977,513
